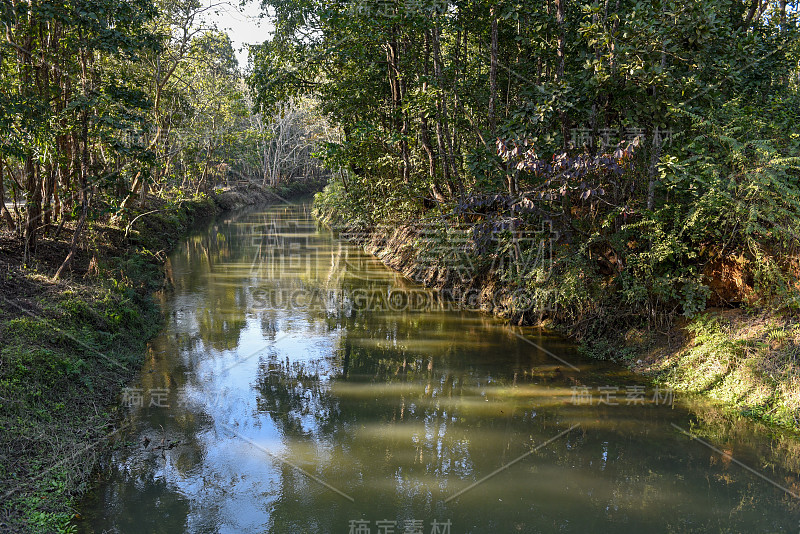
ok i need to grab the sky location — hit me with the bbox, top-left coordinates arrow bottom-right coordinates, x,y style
201,0 -> 273,69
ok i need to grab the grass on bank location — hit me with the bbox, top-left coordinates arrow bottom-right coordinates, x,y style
576,308 -> 800,432
0,194 -> 217,533
640,311 -> 799,430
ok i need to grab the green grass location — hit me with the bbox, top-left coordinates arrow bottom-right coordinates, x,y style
619,312 -> 800,432
0,288 -> 160,532
0,194 -> 217,533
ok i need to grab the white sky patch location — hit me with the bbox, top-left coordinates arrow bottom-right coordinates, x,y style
201,0 -> 274,70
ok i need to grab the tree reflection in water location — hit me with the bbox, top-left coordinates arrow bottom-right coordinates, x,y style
78,203 -> 800,533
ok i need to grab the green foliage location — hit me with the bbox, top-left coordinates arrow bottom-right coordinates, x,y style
313,179 -> 372,229
0,194 -> 216,532
294,0 -> 800,336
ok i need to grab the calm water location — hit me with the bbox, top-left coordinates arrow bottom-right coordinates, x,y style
78,203 -> 800,533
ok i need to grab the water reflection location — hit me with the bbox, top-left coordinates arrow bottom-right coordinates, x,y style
78,203 -> 800,533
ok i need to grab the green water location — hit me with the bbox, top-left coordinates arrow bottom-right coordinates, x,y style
78,203 -> 800,533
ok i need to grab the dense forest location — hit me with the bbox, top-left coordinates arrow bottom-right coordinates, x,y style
4,0 -> 799,322
0,0 -> 329,270
2,0 -> 800,531
253,0 -> 800,334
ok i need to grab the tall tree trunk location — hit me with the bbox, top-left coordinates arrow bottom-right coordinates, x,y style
488,8 -> 499,136
555,0 -> 568,149
0,157 -> 15,229
421,30 -> 443,202
42,164 -> 55,228
55,31 -> 91,278
23,156 -> 42,266
19,13 -> 41,265
431,22 -> 453,195
386,37 -> 410,183
399,38 -> 411,184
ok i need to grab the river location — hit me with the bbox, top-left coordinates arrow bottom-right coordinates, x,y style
77,202 -> 800,533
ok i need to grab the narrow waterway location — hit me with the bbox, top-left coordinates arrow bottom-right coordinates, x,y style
78,202 -> 800,533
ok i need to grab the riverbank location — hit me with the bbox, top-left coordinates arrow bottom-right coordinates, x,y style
313,192 -> 800,435
0,182 -> 316,533
628,310 -> 800,431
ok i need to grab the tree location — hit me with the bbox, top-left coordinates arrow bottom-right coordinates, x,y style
1,0 -> 160,266
253,0 -> 800,321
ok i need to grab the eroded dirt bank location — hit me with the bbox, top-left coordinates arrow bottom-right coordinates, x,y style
314,208 -> 800,435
